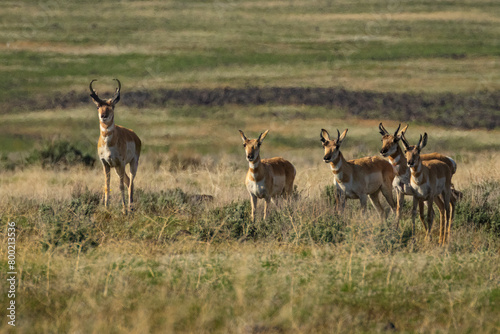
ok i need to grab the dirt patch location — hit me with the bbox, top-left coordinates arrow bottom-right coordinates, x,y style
6,87 -> 500,129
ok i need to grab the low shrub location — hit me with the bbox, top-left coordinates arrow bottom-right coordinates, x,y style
26,140 -> 95,168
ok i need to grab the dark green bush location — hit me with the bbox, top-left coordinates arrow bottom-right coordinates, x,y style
27,140 -> 95,168
38,203 -> 99,252
69,188 -> 101,217
194,201 -> 251,241
137,188 -> 189,214
455,181 -> 500,235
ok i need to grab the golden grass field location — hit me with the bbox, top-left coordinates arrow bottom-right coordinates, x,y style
1,0 -> 500,332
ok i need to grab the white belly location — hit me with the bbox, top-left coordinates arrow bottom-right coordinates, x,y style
99,145 -> 121,167
247,179 -> 267,198
335,176 -> 357,199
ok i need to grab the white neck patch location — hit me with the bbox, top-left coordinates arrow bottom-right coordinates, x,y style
249,161 -> 260,169
100,123 -> 115,133
390,154 -> 400,166
330,159 -> 342,172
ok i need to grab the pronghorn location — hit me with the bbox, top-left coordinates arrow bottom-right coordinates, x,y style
378,123 -> 459,232
239,130 -> 296,221
89,79 -> 142,213
320,128 -> 396,220
401,133 -> 453,245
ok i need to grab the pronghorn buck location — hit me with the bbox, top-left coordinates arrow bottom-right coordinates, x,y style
320,128 -> 396,220
239,130 -> 296,221
401,133 -> 453,245
378,123 -> 459,230
89,79 -> 142,213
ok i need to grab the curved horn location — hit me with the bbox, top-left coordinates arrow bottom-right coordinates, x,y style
393,123 -> 401,137
89,79 -> 105,105
112,78 -> 121,104
379,122 -> 389,136
401,133 -> 410,151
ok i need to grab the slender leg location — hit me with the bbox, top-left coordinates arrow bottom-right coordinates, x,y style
359,194 -> 368,216
263,197 -> 271,220
411,196 -> 419,236
381,183 -> 396,213
128,159 -> 139,212
102,162 -> 111,208
434,196 -> 446,245
369,191 -> 385,221
395,190 -> 404,229
419,200 -> 426,235
338,189 -> 346,213
115,166 -> 127,213
443,191 -> 452,244
427,199 -> 437,242
447,200 -> 453,243
250,194 -> 257,222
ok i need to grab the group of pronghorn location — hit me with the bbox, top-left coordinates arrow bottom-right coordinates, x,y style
90,80 -> 459,245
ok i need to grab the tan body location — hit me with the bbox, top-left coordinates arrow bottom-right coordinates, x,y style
240,130 -> 296,221
402,133 -> 453,245
379,123 -> 458,232
321,129 -> 396,219
91,79 -> 141,213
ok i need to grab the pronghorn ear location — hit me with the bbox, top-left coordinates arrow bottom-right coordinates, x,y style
91,97 -> 102,107
320,129 -> 330,143
258,130 -> 269,144
338,129 -> 348,144
378,123 -> 389,136
239,130 -> 247,143
419,133 -> 428,150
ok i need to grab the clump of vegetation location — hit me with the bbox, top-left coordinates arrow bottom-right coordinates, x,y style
69,187 -> 101,217
38,202 -> 99,253
137,188 -> 189,214
0,153 -> 17,171
455,180 -> 500,235
26,140 -> 95,168
194,201 -> 251,241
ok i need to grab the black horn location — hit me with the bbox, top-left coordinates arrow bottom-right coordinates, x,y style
393,123 -> 401,137
89,79 -> 105,105
379,123 -> 389,136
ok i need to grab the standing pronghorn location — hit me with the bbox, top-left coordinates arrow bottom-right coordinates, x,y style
89,79 -> 141,213
401,133 -> 453,245
320,128 -> 396,220
378,123 -> 459,230
239,130 -> 296,221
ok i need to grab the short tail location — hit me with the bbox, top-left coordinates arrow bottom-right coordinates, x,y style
446,156 -> 457,174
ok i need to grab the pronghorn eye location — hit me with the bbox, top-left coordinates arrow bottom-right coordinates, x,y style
243,144 -> 246,148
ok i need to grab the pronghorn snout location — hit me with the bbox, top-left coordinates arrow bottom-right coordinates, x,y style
380,148 -> 388,156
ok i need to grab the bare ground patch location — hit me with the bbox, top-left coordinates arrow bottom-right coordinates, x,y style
6,86 -> 500,129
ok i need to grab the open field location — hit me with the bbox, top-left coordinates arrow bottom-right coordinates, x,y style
1,0 -> 500,105
1,108 -> 500,333
1,0 -> 500,333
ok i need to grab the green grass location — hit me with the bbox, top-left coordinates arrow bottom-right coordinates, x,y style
1,0 -> 500,106
1,0 -> 500,332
